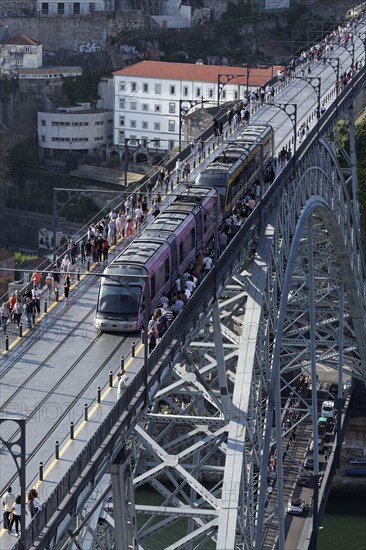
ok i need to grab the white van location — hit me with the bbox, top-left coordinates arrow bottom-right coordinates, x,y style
321,400 -> 335,418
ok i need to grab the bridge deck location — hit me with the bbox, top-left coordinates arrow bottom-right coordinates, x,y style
1,27 -> 365,549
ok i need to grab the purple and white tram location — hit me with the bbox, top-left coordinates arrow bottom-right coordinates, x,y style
95,187 -> 219,332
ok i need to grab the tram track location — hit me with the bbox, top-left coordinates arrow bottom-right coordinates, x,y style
1,329 -> 130,490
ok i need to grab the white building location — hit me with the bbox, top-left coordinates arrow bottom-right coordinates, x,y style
113,60 -> 278,152
0,35 -> 42,76
36,0 -> 115,15
18,66 -> 82,79
38,104 -> 113,154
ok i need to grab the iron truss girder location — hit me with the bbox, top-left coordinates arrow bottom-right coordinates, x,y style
56,69 -> 366,550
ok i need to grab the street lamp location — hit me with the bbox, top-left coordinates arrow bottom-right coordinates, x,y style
0,419 -> 26,545
217,72 -> 246,107
53,187 -> 126,260
324,57 -> 340,97
293,76 -> 321,120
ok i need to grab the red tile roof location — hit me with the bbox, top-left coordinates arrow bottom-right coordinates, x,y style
113,61 -> 281,87
1,35 -> 41,46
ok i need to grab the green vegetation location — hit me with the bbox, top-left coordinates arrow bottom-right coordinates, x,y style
14,252 -> 37,268
62,68 -> 113,104
337,115 -> 366,210
9,140 -> 39,183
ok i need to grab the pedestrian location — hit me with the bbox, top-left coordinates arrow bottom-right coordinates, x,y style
64,276 -> 70,305
125,216 -> 134,237
2,486 -> 15,530
148,329 -> 157,353
8,495 -> 22,537
32,285 -> 41,316
0,302 -> 10,335
12,300 -> 22,327
46,273 -> 54,299
117,369 -> 129,399
102,239 -> 109,262
27,488 -> 42,518
9,293 -> 16,322
24,297 -> 34,329
202,255 -> 213,277
32,270 -> 42,289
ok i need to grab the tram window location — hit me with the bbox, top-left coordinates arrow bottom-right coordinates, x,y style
191,228 -> 195,249
151,275 -> 156,299
179,241 -> 184,264
203,213 -> 207,233
165,258 -> 170,283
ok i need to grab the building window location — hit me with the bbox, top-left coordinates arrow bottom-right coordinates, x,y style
169,140 -> 175,150
119,116 -> 125,126
130,102 -> 137,110
24,47 -> 31,53
119,98 -> 125,109
119,130 -> 125,143
208,87 -> 214,98
222,90 -> 226,99
41,119 -> 46,126
41,2 -> 49,14
154,83 -> 161,94
131,82 -> 137,92
130,120 -> 136,128
58,3 -> 64,14
153,138 -> 160,148
129,135 -> 137,145
142,83 -> 149,93
169,102 -> 176,114
169,85 -> 175,95
41,136 -> 45,142
168,120 -> 175,132
16,59 -> 23,65
154,122 -> 160,131
154,104 -> 161,112
119,81 -> 126,91
73,2 -> 80,14
142,104 -> 148,112
89,3 -> 96,12
183,86 -> 189,96
142,121 -> 148,129
196,87 -> 201,97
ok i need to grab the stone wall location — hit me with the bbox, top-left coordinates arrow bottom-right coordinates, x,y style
1,11 -> 150,52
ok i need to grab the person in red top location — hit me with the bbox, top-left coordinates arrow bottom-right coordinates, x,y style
32,270 -> 42,289
8,293 -> 16,321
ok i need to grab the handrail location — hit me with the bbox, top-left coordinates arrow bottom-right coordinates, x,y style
12,65 -> 366,548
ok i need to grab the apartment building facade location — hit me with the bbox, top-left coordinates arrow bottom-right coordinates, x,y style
0,35 -> 42,76
113,60 -> 277,152
38,104 -> 113,154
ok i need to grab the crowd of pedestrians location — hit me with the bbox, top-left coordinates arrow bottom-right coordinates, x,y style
2,486 -> 42,538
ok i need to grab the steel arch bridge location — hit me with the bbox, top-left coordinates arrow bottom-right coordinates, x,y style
25,69 -> 366,550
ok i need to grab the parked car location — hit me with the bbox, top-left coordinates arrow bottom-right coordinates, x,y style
287,497 -> 306,515
297,475 -> 314,488
304,454 -> 315,469
318,416 -> 329,436
310,437 -> 325,453
321,400 -> 335,418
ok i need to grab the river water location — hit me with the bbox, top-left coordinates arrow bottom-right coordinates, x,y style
318,494 -> 366,550
137,488 -> 366,549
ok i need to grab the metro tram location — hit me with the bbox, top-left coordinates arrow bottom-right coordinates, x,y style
95,124 -> 274,333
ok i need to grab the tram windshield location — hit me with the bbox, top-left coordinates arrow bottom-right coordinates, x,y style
98,283 -> 142,315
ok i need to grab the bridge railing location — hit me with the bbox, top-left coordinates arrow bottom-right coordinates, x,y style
12,61 -> 366,550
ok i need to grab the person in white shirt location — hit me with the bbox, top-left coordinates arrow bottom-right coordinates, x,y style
117,369 -> 130,399
203,256 -> 213,275
8,495 -> 22,536
3,487 -> 15,530
185,277 -> 194,293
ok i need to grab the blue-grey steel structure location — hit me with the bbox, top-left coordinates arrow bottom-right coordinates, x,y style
3,27 -> 366,550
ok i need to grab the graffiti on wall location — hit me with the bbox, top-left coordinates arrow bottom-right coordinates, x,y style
77,41 -> 102,53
